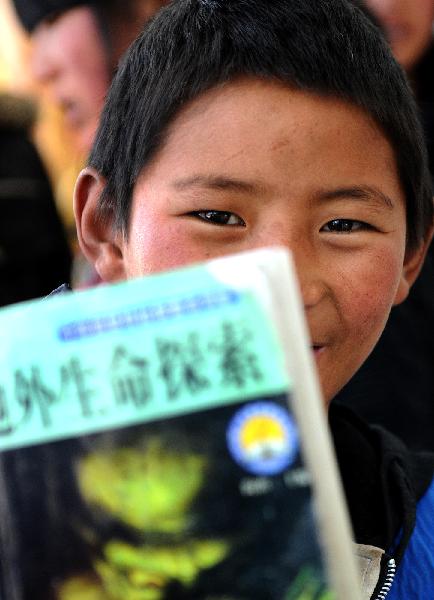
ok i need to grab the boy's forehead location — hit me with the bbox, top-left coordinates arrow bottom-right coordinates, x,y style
140,78 -> 404,204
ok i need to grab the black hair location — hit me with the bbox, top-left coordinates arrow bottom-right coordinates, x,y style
89,0 -> 434,250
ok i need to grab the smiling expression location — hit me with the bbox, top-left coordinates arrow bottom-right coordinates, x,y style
81,78 -> 412,404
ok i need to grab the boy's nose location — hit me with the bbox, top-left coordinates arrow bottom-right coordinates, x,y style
254,226 -> 329,309
292,249 -> 329,309
298,275 -> 329,310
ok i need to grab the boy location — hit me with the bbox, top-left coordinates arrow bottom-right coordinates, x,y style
72,0 -> 434,598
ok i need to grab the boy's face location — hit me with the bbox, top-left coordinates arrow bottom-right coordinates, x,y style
77,78 -> 422,403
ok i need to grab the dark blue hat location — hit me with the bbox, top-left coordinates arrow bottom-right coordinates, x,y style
12,0 -> 89,32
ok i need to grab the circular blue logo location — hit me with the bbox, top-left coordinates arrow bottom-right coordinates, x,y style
226,401 -> 299,476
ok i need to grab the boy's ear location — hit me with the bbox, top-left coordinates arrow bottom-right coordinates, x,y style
74,167 -> 127,282
393,223 -> 434,305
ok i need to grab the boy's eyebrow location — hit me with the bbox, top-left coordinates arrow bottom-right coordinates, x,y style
171,177 -> 396,210
171,175 -> 264,195
318,185 -> 395,210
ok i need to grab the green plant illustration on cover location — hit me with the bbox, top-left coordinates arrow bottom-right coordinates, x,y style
284,567 -> 335,600
58,439 -> 231,599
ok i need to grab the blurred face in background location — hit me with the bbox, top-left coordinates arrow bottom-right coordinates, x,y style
28,2 -> 169,153
365,0 -> 434,70
30,6 -> 111,152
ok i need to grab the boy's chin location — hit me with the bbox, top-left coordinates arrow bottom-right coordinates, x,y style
312,348 -> 358,408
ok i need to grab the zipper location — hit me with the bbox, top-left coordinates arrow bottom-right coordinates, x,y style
373,558 -> 396,600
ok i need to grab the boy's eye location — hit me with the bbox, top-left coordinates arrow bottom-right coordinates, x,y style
190,210 -> 246,226
321,219 -> 372,233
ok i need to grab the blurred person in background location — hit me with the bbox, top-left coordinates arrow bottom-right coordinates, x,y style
365,0 -> 434,70
336,0 -> 434,452
10,0 -> 168,287
11,0 -> 168,154
362,1 -> 434,165
0,91 -> 72,306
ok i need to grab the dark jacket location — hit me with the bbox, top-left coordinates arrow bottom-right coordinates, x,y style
331,403 -> 434,599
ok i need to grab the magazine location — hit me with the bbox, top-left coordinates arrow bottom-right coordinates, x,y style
0,247 -> 361,600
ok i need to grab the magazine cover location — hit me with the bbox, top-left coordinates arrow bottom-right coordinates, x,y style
0,248 -> 360,600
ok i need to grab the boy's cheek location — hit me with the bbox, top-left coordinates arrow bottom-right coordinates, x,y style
124,220 -> 214,277
348,249 -> 404,334
315,247 -> 406,402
